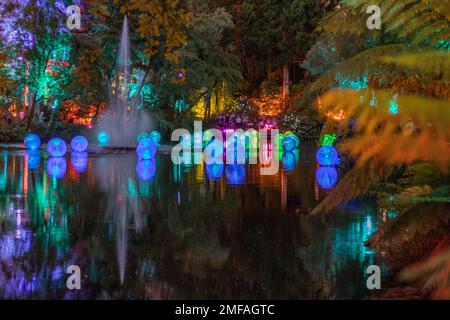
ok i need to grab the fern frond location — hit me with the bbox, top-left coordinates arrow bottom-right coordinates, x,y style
383,51 -> 450,81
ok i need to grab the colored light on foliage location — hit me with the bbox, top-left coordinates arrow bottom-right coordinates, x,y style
137,138 -> 157,160
206,163 -> 224,180
316,166 -> 338,189
225,164 -> 245,185
46,157 -> 67,179
316,146 -> 339,166
136,159 -> 156,181
70,135 -> 89,153
24,134 -> 41,150
320,134 -> 336,147
47,138 -> 67,157
389,97 -> 399,115
97,131 -> 110,145
71,152 -> 88,174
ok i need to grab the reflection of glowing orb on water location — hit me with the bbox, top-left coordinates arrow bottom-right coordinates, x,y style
71,135 -> 89,153
282,152 -> 297,172
206,163 -> 224,180
150,130 -> 162,145
137,132 -> 150,143
47,137 -> 67,157
225,164 -> 245,185
24,133 -> 41,150
282,136 -> 297,152
71,152 -> 88,174
46,157 -> 67,179
136,159 -> 156,181
316,166 -> 338,189
137,138 -> 157,160
316,146 -> 339,166
26,150 -> 41,170
97,131 -> 110,145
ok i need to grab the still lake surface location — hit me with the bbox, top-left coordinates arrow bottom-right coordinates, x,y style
0,144 -> 385,299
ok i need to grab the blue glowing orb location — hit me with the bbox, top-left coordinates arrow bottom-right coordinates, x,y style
316,146 -> 339,166
71,152 -> 88,174
24,133 -> 41,150
282,152 -> 297,172
46,137 -> 67,157
137,132 -> 150,143
137,138 -> 157,160
70,135 -> 89,153
97,131 -> 110,145
150,130 -> 162,144
136,159 -> 156,181
206,163 -> 224,180
225,164 -> 245,185
316,166 -> 338,189
282,136 -> 297,152
26,150 -> 41,170
46,157 -> 67,179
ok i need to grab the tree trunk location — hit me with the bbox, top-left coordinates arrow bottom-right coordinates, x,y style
204,91 -> 211,122
282,64 -> 290,98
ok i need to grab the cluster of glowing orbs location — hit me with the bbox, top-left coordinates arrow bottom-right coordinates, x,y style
97,131 -> 110,145
47,137 -> 67,157
70,135 -> 89,153
320,134 -> 336,147
71,152 -> 88,174
206,163 -> 224,180
26,150 -> 41,170
225,164 -> 245,185
316,166 -> 338,189
24,133 -> 41,150
137,138 -> 157,160
316,146 -> 339,166
282,152 -> 297,172
137,131 -> 150,143
136,159 -> 156,181
46,157 -> 67,179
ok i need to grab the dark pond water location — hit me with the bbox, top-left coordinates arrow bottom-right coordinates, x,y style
0,144 -> 386,299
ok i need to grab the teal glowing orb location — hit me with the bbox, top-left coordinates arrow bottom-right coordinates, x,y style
24,133 -> 41,150
150,130 -> 162,144
137,138 -> 157,160
316,146 -> 339,166
71,135 -> 89,153
137,132 -> 150,143
97,131 -> 110,145
282,136 -> 297,152
47,138 -> 67,157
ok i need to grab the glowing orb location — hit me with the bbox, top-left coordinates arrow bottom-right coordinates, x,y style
137,132 -> 150,143
24,133 -> 41,150
150,130 -> 162,145
70,135 -> 89,153
46,137 -> 67,157
137,138 -> 157,160
225,164 -> 245,185
316,166 -> 338,189
320,134 -> 336,147
26,150 -> 41,170
282,136 -> 297,152
316,146 -> 339,166
282,152 -> 297,172
71,152 -> 88,174
284,132 -> 299,148
97,131 -> 110,145
136,159 -> 156,181
46,157 -> 67,179
206,164 -> 224,180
